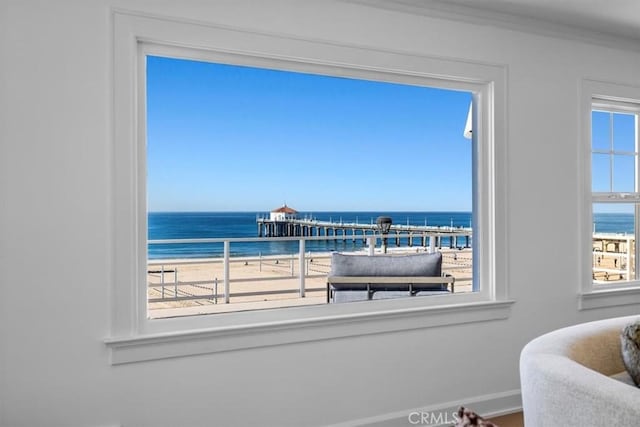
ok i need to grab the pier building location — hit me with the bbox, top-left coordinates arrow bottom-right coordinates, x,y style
269,204 -> 298,221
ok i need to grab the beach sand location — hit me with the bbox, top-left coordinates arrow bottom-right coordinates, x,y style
148,248 -> 473,318
592,250 -> 636,282
592,237 -> 636,282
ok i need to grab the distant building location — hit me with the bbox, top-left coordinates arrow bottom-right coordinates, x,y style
270,204 -> 298,221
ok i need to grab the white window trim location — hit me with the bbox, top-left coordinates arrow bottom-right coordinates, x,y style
107,10 -> 510,364
579,78 -> 640,310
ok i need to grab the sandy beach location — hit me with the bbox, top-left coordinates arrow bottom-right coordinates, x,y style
148,247 -> 473,318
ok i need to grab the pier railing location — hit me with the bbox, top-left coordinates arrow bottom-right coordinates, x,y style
147,234 -> 473,311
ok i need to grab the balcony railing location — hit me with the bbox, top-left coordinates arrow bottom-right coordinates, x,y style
147,234 -> 473,315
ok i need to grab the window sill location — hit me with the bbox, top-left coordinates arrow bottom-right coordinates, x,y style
579,286 -> 640,310
105,300 -> 514,364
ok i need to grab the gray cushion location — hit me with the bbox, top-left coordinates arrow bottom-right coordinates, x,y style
329,252 -> 445,292
332,290 -> 370,303
330,252 -> 442,276
371,291 -> 411,300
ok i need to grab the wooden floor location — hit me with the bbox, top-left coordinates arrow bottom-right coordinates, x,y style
488,412 -> 523,427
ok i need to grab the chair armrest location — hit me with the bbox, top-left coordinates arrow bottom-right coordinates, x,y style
327,276 -> 454,284
327,275 -> 455,293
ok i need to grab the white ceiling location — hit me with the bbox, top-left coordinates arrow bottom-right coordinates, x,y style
432,0 -> 640,40
347,0 -> 640,47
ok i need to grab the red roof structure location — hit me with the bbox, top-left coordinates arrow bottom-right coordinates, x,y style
272,204 -> 298,214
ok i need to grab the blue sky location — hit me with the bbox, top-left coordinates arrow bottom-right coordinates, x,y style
146,55 -> 472,212
592,110 -> 635,193
592,110 -> 636,214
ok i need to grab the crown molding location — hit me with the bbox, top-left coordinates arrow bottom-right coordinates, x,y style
340,0 -> 640,53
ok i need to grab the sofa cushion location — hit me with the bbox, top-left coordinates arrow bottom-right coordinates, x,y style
330,252 -> 442,277
331,291 -> 369,303
329,252 -> 445,292
520,316 -> 640,427
609,370 -> 636,387
621,321 -> 640,386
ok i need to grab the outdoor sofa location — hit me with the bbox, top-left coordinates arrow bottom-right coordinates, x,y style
326,251 -> 454,303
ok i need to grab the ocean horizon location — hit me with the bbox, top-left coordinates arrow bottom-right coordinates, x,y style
148,211 -> 473,259
147,211 -> 633,259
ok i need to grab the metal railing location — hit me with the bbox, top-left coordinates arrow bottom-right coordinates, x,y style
147,253 -> 333,303
147,234 -> 473,305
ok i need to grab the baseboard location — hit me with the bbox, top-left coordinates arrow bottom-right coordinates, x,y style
325,389 -> 522,427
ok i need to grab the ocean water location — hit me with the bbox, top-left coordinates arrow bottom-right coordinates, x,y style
148,211 -> 636,259
148,211 -> 473,259
593,212 -> 634,234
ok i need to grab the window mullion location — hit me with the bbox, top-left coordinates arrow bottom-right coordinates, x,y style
610,112 -> 614,192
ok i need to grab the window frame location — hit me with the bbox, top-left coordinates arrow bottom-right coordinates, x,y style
106,11 -> 510,364
580,79 -> 640,310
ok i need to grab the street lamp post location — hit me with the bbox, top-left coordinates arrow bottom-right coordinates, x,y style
376,216 -> 393,254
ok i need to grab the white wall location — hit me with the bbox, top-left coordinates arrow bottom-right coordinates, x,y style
2,1 -> 640,426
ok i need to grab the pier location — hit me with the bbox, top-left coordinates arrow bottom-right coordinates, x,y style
256,217 -> 472,249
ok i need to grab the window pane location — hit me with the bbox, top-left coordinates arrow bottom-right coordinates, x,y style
592,153 -> 610,192
592,110 -> 611,151
613,154 -> 636,192
146,55 -> 476,318
593,203 -> 635,283
613,113 -> 636,153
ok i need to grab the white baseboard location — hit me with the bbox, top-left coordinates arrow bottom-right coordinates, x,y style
326,389 -> 522,427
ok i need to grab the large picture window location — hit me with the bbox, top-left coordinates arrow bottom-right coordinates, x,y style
108,12 -> 507,363
145,54 -> 477,318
